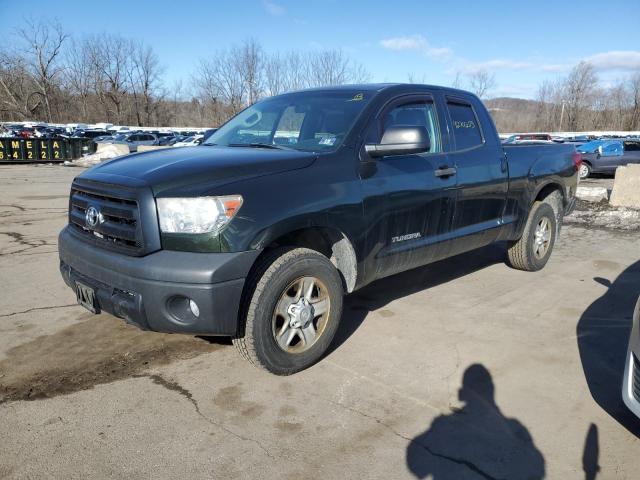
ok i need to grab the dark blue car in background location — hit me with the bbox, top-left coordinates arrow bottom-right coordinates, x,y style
578,139 -> 640,179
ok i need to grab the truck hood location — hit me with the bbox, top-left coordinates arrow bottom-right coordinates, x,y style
79,146 -> 317,196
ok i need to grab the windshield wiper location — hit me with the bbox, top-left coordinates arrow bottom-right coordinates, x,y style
228,143 -> 292,150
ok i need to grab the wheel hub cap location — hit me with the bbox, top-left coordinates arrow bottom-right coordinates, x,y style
287,298 -> 314,329
534,217 -> 551,258
272,276 -> 331,353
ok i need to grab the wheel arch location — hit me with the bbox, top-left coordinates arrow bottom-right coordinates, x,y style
533,181 -> 565,209
249,224 -> 358,294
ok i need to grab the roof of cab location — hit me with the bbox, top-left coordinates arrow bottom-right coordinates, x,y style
292,83 -> 474,97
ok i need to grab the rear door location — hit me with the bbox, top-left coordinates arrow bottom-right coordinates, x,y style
360,93 -> 457,281
444,96 -> 508,253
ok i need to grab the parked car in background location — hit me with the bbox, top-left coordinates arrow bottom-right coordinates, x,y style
73,129 -> 111,139
578,139 -> 640,179
202,128 -> 218,143
157,134 -> 178,146
622,294 -> 640,419
92,135 -> 114,142
173,134 -> 204,147
504,133 -> 553,144
96,132 -> 159,152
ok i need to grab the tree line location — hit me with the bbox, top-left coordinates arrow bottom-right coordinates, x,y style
1,19 -> 639,132
0,19 -> 369,128
488,62 -> 640,133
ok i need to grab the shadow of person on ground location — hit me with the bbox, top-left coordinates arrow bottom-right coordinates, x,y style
330,243 -> 506,355
582,423 -> 600,480
577,261 -> 640,438
406,364 -> 545,480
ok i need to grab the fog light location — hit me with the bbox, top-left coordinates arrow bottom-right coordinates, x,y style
189,299 -> 200,317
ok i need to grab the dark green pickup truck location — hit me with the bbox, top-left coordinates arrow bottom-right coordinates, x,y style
59,84 -> 580,374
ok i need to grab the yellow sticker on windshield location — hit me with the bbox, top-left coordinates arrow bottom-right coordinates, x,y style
349,93 -> 364,101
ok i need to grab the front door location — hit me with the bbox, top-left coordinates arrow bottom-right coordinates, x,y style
360,94 -> 457,282
598,141 -> 625,173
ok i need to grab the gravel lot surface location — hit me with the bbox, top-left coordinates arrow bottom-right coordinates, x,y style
1,165 -> 639,479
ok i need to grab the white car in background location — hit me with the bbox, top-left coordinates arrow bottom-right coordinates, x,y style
623,295 -> 640,419
173,134 -> 204,147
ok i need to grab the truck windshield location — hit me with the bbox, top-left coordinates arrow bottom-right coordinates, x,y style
203,90 -> 372,152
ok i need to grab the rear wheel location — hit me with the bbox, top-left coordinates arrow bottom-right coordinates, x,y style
507,201 -> 557,272
233,247 -> 343,375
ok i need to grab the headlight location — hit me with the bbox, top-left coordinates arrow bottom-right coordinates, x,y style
156,195 -> 243,234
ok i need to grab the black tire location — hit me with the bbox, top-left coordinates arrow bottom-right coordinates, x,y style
507,201 -> 557,272
579,162 -> 591,180
233,247 -> 343,375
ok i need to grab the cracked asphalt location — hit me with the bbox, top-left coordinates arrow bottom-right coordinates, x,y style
1,164 -> 639,479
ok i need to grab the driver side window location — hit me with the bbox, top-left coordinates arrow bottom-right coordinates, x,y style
382,102 -> 442,153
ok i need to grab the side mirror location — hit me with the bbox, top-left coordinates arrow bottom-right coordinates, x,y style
365,126 -> 431,158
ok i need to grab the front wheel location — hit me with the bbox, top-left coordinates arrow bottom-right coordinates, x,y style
233,247 -> 343,375
579,162 -> 591,179
507,201 -> 557,272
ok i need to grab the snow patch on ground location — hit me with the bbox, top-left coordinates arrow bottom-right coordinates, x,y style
64,145 -> 125,167
566,199 -> 640,231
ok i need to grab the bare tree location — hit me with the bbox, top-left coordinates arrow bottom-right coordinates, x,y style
16,19 -> 69,122
264,52 -> 286,96
86,34 -> 135,123
64,38 -> 93,119
195,48 -> 247,116
0,51 -> 41,119
282,51 -> 309,91
307,49 -> 369,87
627,71 -> 640,130
467,69 -> 496,99
238,39 -> 263,105
451,71 -> 463,89
128,41 -> 164,125
533,80 -> 559,131
562,61 -> 598,131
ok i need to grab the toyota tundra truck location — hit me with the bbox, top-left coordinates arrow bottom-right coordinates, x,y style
58,84 -> 580,375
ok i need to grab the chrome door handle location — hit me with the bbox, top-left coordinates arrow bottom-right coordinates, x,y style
434,167 -> 456,178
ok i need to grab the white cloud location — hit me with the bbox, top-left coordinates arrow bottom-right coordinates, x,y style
453,51 -> 640,75
379,34 -> 452,60
492,84 -> 538,98
583,51 -> 640,71
263,0 -> 285,16
456,59 -> 569,75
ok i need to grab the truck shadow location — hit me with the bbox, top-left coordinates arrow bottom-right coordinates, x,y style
330,243 -> 507,355
576,261 -> 640,438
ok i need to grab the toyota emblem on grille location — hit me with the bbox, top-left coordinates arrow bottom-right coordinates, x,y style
85,206 -> 103,229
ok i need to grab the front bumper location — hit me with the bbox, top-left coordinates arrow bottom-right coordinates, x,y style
622,296 -> 640,418
58,226 -> 260,335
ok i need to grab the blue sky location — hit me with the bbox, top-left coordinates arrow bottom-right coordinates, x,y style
1,0 -> 639,98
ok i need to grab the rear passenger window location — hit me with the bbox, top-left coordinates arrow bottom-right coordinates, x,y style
447,101 -> 483,150
382,102 -> 442,153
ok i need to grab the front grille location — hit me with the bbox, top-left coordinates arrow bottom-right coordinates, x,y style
633,354 -> 640,403
69,182 -> 143,255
